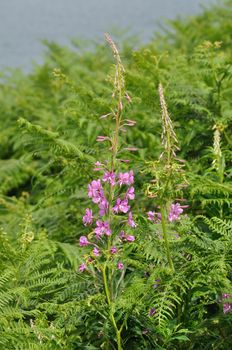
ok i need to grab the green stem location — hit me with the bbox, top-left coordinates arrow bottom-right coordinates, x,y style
160,205 -> 174,271
177,286 -> 182,323
182,290 -> 190,324
102,265 -> 123,350
103,265 -> 111,305
107,90 -> 122,249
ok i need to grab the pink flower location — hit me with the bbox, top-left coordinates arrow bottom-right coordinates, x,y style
124,147 -> 138,151
223,303 -> 232,314
93,247 -> 100,257
126,187 -> 135,200
126,235 -> 135,242
168,203 -> 184,222
94,161 -> 104,171
98,197 -> 109,216
96,135 -> 109,142
125,92 -> 132,103
94,220 -> 111,238
119,159 -> 130,163
147,211 -> 155,221
95,161 -> 103,166
153,279 -> 161,289
124,119 -> 136,126
110,246 -> 117,254
88,179 -> 104,204
149,308 -> 156,317
120,230 -> 125,238
128,212 -> 136,227
79,236 -> 89,247
118,170 -> 134,186
117,262 -> 124,270
79,263 -> 86,272
112,198 -> 130,214
224,303 -> 232,314
147,211 -> 161,222
222,293 -> 230,299
99,112 -> 111,119
83,208 -> 94,226
222,293 -> 232,314
102,171 -> 116,186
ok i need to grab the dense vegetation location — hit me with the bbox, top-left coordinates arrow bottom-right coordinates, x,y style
0,1 -> 231,349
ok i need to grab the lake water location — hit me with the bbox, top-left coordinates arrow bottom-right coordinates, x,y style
0,0 -> 216,70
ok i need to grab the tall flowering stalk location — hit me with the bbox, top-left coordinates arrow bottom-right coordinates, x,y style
79,34 -> 136,350
212,124 -> 225,184
146,83 -> 187,271
211,125 -> 226,218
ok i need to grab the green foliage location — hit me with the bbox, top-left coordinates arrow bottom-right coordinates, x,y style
0,1 -> 231,349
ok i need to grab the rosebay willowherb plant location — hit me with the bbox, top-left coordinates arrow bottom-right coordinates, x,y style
78,33 -> 138,350
145,83 -> 188,271
139,83 -> 232,348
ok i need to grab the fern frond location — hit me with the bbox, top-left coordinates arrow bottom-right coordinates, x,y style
18,117 -> 94,162
196,216 -> 232,236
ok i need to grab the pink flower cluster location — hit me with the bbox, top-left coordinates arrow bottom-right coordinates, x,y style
168,203 -> 184,222
120,230 -> 135,242
113,198 -> 130,214
147,211 -> 161,223
118,170 -> 134,186
222,293 -> 232,314
88,179 -> 103,204
83,208 -> 93,226
147,203 -> 187,223
78,169 -> 137,272
102,171 -> 116,185
87,180 -> 109,216
86,171 -> 134,218
94,220 -> 111,238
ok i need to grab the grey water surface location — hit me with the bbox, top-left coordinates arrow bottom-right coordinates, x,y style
0,0 -> 217,70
